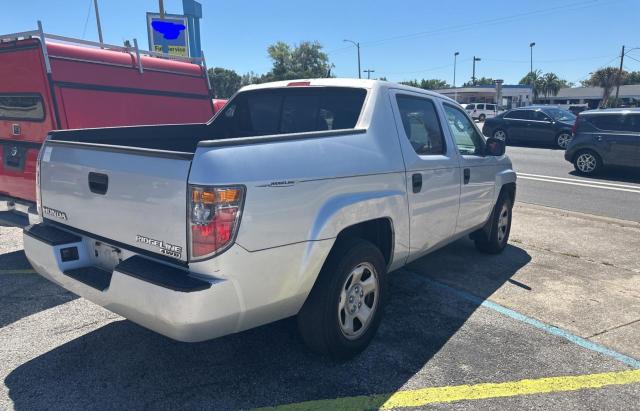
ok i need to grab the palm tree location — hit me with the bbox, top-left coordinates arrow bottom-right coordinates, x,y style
586,67 -> 623,107
540,73 -> 562,99
519,70 -> 542,101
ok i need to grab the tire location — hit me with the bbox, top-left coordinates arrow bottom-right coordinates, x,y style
297,238 -> 387,360
474,193 -> 513,254
478,114 -> 486,121
573,150 -> 602,175
556,132 -> 573,149
493,129 -> 508,142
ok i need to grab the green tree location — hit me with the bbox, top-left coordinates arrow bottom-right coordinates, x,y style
262,41 -> 333,81
584,67 -> 626,107
462,77 -> 494,87
519,70 -> 542,100
208,67 -> 242,98
400,78 -> 450,90
624,71 -> 640,85
520,70 -> 569,101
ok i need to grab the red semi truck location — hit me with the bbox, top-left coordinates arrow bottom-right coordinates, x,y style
0,25 -> 221,225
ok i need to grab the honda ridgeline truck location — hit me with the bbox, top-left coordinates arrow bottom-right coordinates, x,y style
24,79 -> 516,358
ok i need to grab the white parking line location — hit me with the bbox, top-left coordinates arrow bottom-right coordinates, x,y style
518,174 -> 640,194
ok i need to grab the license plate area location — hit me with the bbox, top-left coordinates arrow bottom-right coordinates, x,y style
91,241 -> 122,272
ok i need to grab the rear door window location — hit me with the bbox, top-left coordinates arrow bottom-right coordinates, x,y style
477,104 -> 485,110
0,94 -> 45,121
587,115 -> 626,131
395,95 -> 446,155
211,87 -> 367,138
486,104 -> 496,111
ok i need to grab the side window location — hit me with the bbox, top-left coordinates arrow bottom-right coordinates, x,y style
396,95 -> 446,155
532,111 -> 550,121
466,104 -> 475,110
486,104 -> 496,111
588,115 -> 625,131
505,110 -> 530,120
443,104 -> 485,155
477,104 -> 485,110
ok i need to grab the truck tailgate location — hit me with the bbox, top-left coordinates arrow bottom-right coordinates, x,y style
39,141 -> 191,262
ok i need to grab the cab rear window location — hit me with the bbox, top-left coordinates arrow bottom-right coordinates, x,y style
210,87 -> 367,139
0,94 -> 45,121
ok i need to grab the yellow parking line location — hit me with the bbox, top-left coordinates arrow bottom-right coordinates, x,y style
0,269 -> 37,274
259,369 -> 640,410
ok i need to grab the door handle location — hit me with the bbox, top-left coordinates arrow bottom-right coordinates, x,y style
88,172 -> 109,195
463,168 -> 471,184
412,173 -> 422,193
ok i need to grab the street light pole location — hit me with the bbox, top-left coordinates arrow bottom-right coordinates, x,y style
343,39 -> 361,79
364,69 -> 375,79
453,51 -> 459,102
472,56 -> 481,86
529,42 -> 535,75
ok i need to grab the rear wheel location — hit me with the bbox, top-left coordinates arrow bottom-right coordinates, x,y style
297,238 -> 387,359
573,150 -> 601,175
474,193 -> 513,254
556,132 -> 573,149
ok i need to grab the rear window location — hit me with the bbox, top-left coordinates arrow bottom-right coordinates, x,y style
0,94 -> 45,121
210,87 -> 367,138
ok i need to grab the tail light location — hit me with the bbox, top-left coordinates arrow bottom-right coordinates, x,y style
189,185 -> 245,261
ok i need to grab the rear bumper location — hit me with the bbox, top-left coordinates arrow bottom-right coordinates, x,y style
23,224 -> 241,342
23,223 -> 334,342
0,195 -> 41,226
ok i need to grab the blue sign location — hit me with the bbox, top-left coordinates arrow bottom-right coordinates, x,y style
146,13 -> 190,57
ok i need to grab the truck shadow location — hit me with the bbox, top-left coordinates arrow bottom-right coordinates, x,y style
5,240 -> 531,410
0,250 -> 77,328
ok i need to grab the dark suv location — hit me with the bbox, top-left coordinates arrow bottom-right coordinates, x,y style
565,108 -> 640,175
482,106 -> 576,149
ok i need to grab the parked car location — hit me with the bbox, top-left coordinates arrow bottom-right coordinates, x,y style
565,108 -> 640,175
465,103 -> 498,121
24,79 -> 516,359
0,27 -> 216,225
482,106 -> 576,149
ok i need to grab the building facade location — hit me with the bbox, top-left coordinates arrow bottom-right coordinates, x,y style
438,84 -> 533,109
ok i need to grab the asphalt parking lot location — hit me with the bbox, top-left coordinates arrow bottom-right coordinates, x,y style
1,202 -> 639,410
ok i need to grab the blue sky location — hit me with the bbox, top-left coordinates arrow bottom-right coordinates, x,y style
4,0 -> 640,85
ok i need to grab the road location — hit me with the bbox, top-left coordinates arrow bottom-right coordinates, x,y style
505,145 -> 640,222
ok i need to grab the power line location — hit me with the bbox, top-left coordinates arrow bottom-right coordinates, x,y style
328,0 -> 609,55
81,0 -> 93,39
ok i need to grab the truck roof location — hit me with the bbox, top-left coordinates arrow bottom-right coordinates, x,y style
239,78 -> 456,103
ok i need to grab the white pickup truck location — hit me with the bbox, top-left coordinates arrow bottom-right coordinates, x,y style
24,79 -> 516,359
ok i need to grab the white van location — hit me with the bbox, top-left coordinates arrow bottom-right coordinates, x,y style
465,103 -> 498,121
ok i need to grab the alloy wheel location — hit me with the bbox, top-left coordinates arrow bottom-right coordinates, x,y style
338,262 -> 379,340
576,153 -> 597,173
493,130 -> 507,141
497,203 -> 510,243
557,133 -> 572,149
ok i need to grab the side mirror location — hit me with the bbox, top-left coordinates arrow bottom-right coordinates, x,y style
485,137 -> 505,156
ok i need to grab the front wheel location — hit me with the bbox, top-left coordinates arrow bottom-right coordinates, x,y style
474,194 -> 513,254
573,150 -> 601,175
556,132 -> 573,149
493,129 -> 508,141
478,114 -> 486,121
297,238 -> 387,359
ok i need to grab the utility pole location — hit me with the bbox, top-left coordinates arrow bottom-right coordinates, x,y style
159,0 -> 165,18
453,51 -> 459,102
472,56 -> 481,86
614,45 -> 625,106
93,0 -> 104,44
364,69 -> 375,79
343,39 -> 361,79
